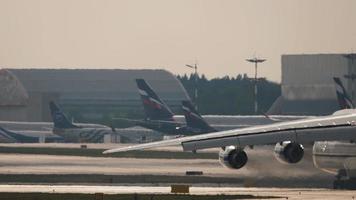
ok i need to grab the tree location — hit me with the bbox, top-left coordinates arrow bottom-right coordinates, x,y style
177,73 -> 281,115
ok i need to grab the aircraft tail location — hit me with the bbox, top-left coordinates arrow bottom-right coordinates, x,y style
136,79 -> 175,121
49,101 -> 79,129
333,77 -> 354,109
182,100 -> 216,132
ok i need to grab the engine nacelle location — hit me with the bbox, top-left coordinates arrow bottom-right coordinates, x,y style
219,146 -> 248,169
274,142 -> 304,164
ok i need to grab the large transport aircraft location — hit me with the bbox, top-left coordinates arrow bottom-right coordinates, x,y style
104,108 -> 356,189
104,78 -> 356,189
49,101 -> 115,143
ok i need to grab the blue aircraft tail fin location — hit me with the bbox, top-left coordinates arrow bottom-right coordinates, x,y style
49,101 -> 79,129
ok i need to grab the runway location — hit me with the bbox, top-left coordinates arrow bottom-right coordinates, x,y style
0,145 -> 325,177
0,185 -> 354,200
0,144 -> 335,188
0,143 -> 349,199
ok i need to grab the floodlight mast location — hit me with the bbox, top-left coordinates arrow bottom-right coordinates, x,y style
185,63 -> 198,110
246,57 -> 266,114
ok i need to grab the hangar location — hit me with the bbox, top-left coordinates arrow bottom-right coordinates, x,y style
1,69 -> 190,123
268,54 -> 356,115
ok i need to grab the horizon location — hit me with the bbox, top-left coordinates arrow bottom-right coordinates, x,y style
1,0 -> 356,82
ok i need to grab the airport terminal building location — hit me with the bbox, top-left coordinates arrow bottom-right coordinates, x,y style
268,54 -> 356,115
0,69 -> 190,123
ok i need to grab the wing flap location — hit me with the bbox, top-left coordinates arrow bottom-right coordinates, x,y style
182,130 -> 297,151
182,136 -> 239,151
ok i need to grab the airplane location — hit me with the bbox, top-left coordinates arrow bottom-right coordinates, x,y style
114,79 -> 216,135
136,79 -> 176,122
114,79 -> 306,135
0,127 -> 61,143
0,121 -> 53,132
49,101 -> 115,143
104,80 -> 356,190
334,77 -> 354,109
181,100 -> 217,133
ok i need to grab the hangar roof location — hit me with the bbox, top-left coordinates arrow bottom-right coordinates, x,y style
0,69 -> 28,106
7,68 -> 190,105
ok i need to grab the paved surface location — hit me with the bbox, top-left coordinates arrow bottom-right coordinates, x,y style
0,185 -> 354,199
0,144 -> 337,188
0,144 -> 350,198
0,146 -> 326,178
0,145 -> 335,187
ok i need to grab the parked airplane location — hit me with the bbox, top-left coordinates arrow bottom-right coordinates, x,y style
114,79 -> 216,135
0,127 -> 61,143
104,108 -> 356,189
49,101 -> 114,143
0,121 -> 53,132
132,79 -> 185,134
181,100 -> 216,133
0,103 -> 114,143
115,79 -> 304,135
136,79 -> 176,122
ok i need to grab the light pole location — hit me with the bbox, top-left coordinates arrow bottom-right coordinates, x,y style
186,63 -> 198,110
246,57 -> 266,114
343,54 -> 356,103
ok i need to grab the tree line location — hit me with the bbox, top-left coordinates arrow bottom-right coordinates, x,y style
177,73 -> 281,115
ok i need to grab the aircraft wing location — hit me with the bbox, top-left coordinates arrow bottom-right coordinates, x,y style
103,110 -> 356,154
112,118 -> 183,130
112,118 -> 181,125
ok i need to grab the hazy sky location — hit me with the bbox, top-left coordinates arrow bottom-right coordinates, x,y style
0,0 -> 356,82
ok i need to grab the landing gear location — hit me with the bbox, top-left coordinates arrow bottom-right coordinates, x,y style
333,170 -> 356,189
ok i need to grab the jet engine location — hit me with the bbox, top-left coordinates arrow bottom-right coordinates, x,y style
274,141 -> 304,164
219,146 -> 248,169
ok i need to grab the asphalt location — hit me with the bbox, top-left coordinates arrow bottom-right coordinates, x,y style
0,143 -> 349,199
0,144 -> 335,188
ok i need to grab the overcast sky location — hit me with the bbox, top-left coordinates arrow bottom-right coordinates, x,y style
0,0 -> 355,82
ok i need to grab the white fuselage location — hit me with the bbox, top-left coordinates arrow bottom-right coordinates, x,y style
53,127 -> 113,143
0,120 -> 109,143
0,120 -> 108,132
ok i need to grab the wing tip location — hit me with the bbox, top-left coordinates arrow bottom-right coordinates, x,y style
102,149 -> 116,154
103,147 -> 130,154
